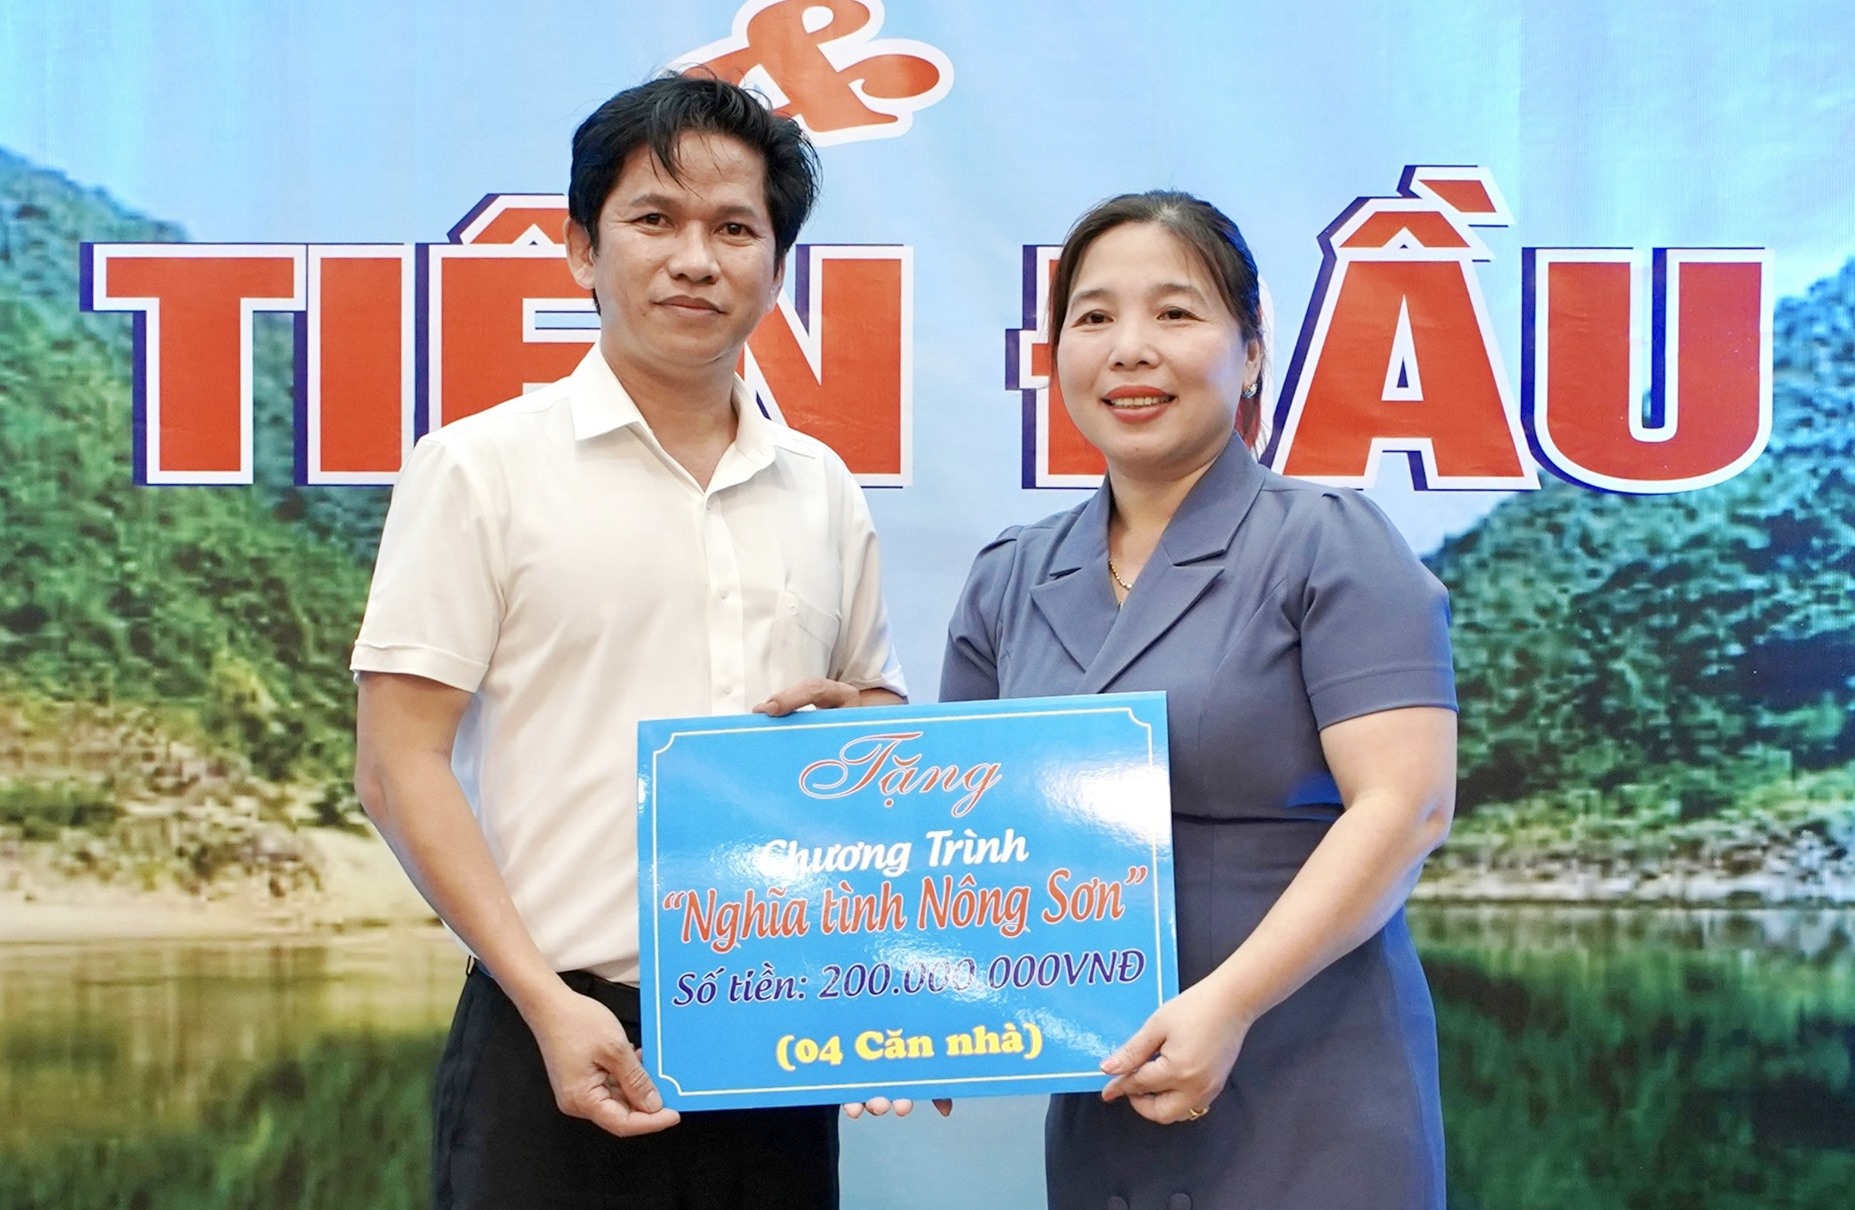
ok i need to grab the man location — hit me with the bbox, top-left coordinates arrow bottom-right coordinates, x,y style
351,75 -> 905,1209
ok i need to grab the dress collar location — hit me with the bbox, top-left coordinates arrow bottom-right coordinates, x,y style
1048,435 -> 1270,573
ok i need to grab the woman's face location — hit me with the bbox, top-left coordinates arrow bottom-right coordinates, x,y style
1056,221 -> 1261,484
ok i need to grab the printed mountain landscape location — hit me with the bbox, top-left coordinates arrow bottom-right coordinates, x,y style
0,148 -> 388,901
1425,269 -> 1855,899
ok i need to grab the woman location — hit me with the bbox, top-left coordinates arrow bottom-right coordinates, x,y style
941,192 -> 1457,1209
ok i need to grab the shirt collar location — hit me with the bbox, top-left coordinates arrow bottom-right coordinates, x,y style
567,346 -> 644,441
566,345 -> 778,471
728,378 -> 779,468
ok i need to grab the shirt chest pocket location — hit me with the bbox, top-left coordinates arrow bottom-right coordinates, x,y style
777,589 -> 841,679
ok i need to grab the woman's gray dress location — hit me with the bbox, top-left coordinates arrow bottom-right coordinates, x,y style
940,440 -> 1455,1210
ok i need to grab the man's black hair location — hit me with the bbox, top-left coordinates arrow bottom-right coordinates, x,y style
568,73 -> 820,261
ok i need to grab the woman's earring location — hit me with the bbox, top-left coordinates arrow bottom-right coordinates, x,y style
1241,380 -> 1259,399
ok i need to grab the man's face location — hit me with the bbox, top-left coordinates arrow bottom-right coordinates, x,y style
565,131 -> 784,385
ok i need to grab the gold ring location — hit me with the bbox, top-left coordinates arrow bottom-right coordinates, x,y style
1186,1106 -> 1209,1121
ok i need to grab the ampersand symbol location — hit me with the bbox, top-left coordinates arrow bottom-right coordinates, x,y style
687,1 -> 949,140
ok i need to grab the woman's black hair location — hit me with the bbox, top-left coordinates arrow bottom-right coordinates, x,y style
1048,191 -> 1267,445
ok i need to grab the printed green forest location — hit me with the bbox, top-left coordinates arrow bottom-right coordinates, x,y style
1426,265 -> 1855,899
0,149 -> 389,888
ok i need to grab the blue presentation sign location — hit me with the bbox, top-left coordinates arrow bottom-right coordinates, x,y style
636,693 -> 1176,1110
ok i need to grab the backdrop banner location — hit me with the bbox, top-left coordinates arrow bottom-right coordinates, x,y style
1,3 -> 1851,1207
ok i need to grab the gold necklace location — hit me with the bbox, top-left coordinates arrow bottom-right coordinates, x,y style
1107,557 -> 1134,593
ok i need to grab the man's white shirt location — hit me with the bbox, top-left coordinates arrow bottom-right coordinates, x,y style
351,347 -> 905,982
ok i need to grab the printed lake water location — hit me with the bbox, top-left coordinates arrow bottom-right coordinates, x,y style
0,908 -> 1850,1208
